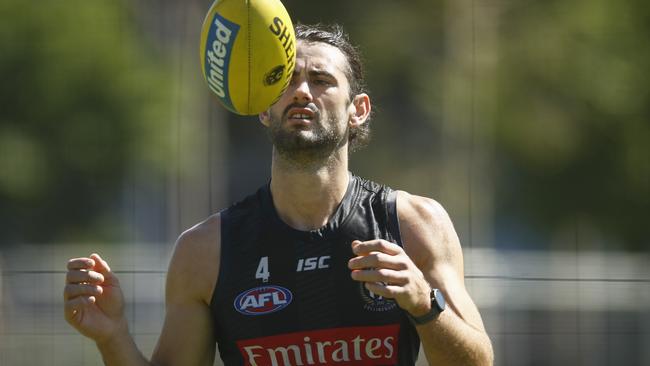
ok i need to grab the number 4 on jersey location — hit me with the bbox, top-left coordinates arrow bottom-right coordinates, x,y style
255,256 -> 270,282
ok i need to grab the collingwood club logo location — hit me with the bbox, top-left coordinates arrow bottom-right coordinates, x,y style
359,282 -> 397,312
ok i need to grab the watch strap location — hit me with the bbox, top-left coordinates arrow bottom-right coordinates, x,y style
405,288 -> 445,326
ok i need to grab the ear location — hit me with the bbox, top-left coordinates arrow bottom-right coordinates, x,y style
259,109 -> 271,127
349,93 -> 371,128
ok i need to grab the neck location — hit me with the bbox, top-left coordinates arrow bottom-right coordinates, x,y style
270,147 -> 350,231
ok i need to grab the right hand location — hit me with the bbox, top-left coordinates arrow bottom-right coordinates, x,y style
64,253 -> 126,343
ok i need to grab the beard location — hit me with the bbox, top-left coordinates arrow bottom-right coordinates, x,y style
267,103 -> 348,168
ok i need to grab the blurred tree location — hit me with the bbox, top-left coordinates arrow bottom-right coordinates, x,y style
494,0 -> 649,250
0,0 -> 173,244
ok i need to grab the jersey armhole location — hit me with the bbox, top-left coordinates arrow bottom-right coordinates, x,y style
209,210 -> 227,309
386,190 -> 404,246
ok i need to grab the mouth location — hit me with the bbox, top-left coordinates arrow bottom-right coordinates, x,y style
290,113 -> 312,120
287,109 -> 315,122
285,106 -> 317,124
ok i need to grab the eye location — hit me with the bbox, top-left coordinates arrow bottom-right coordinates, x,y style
313,78 -> 332,86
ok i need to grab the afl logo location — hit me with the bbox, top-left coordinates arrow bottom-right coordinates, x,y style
234,285 -> 293,316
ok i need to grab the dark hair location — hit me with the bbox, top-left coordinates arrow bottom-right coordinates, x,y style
295,23 -> 371,151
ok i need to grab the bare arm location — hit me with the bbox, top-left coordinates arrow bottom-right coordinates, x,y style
397,191 -> 493,365
150,214 -> 221,366
64,214 -> 221,366
348,191 -> 493,366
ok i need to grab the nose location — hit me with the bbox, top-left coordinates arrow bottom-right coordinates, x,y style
292,78 -> 313,103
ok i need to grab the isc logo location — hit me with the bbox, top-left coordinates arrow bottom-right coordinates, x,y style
296,256 -> 330,272
234,286 -> 293,316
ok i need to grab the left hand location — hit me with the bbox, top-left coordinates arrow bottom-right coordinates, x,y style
348,239 -> 433,317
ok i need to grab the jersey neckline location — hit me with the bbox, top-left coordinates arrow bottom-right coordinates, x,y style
260,172 -> 360,240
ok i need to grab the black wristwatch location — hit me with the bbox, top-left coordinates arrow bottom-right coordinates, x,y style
405,288 -> 446,326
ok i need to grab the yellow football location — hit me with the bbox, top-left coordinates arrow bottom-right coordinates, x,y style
200,0 -> 296,115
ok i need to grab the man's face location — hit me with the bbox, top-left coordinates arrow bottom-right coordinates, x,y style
262,41 -> 354,163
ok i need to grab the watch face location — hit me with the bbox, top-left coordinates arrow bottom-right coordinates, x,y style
406,289 -> 446,326
433,289 -> 446,312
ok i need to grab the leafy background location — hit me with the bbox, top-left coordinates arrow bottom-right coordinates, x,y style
0,0 -> 648,365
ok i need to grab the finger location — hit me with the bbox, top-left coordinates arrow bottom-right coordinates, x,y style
350,268 -> 407,285
90,253 -> 111,273
64,283 -> 103,301
67,258 -> 95,271
348,252 -> 408,271
364,282 -> 404,299
64,296 -> 96,322
352,240 -> 403,256
66,270 -> 105,285
89,254 -> 119,286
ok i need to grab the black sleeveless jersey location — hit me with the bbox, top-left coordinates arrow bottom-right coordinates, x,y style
210,174 -> 421,365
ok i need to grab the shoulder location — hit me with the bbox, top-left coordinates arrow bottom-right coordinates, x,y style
167,213 -> 222,304
394,190 -> 451,227
394,191 -> 464,276
219,186 -> 267,231
176,213 -> 222,250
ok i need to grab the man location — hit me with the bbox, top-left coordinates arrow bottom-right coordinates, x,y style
64,24 -> 493,365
